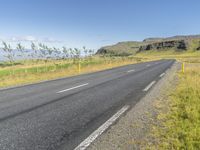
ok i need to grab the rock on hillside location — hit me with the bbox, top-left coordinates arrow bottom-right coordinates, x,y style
139,40 -> 187,51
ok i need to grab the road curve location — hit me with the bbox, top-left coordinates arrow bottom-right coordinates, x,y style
0,59 -> 175,150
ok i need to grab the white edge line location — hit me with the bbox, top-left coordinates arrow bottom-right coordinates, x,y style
127,69 -> 135,73
159,73 -> 165,78
74,105 -> 130,150
143,81 -> 156,92
146,64 -> 151,67
57,83 -> 89,93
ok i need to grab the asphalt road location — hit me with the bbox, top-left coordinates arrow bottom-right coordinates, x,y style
0,59 -> 175,150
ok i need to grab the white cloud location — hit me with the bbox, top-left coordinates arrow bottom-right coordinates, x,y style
0,36 -> 61,43
42,37 -> 62,43
7,35 -> 38,42
24,36 -> 38,42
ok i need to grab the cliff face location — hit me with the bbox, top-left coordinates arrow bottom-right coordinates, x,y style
96,34 -> 200,56
139,40 -> 187,51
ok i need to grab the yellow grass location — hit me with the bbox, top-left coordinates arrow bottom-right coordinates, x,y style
0,57 -> 151,88
143,54 -> 200,149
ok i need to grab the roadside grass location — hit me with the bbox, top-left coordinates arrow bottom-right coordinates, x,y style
138,52 -> 200,149
0,56 -> 151,88
135,50 -> 200,62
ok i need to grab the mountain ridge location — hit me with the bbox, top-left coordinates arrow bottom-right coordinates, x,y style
96,34 -> 200,56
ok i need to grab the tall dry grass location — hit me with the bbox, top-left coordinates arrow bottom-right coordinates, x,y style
0,56 -> 148,88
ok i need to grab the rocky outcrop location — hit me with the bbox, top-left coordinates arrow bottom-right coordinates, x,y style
139,40 -> 187,51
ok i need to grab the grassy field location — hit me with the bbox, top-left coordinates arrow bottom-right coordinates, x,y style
135,50 -> 200,62
2,49 -> 199,89
0,56 -> 152,88
136,51 -> 200,149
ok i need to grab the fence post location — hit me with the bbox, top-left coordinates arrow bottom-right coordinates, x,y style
182,62 -> 185,73
78,60 -> 81,74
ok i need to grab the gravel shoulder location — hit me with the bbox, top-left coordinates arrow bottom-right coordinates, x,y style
88,61 -> 181,150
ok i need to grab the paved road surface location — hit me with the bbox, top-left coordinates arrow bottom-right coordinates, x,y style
0,59 -> 175,150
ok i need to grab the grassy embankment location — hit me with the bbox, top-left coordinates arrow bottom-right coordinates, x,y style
135,50 -> 200,149
0,56 -> 154,88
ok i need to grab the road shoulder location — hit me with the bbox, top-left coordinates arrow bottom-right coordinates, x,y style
88,62 -> 180,150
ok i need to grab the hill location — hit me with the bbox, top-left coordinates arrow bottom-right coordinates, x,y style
96,41 -> 144,56
96,35 -> 200,56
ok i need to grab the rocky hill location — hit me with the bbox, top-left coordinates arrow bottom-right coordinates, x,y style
96,41 -> 144,56
139,40 -> 187,51
96,35 -> 200,56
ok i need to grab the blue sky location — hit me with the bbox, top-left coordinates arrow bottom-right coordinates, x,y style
0,0 -> 199,50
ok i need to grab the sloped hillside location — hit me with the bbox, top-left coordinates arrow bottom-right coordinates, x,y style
96,41 -> 144,56
96,35 -> 200,56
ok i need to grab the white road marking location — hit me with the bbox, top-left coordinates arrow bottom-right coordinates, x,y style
127,69 -> 135,73
74,105 -> 130,150
159,73 -> 165,78
143,81 -> 156,92
57,83 -> 89,93
146,64 -> 151,67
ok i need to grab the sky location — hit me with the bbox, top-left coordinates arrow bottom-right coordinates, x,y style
0,0 -> 200,50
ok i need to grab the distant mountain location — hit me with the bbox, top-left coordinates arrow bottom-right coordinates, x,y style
96,34 -> 200,56
143,34 -> 200,42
